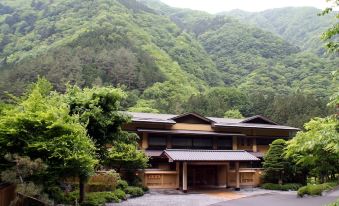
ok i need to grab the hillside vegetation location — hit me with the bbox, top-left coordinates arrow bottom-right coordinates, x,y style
0,0 -> 337,128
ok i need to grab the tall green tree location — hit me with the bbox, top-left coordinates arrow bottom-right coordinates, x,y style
64,85 -> 148,200
263,139 -> 290,184
0,78 -> 97,202
320,0 -> 339,53
285,116 -> 339,182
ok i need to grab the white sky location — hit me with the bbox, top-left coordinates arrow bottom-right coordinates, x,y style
160,0 -> 333,13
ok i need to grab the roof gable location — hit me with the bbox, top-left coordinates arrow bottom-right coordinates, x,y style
241,115 -> 277,125
171,113 -> 214,124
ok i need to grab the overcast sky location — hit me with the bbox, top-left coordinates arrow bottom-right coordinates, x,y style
160,0 -> 332,13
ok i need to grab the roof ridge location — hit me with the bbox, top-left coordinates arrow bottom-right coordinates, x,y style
165,149 -> 247,152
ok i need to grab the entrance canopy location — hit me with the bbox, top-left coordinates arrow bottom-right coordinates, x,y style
162,149 -> 260,162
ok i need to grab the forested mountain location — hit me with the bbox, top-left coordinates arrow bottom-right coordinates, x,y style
222,7 -> 336,54
0,0 -> 337,128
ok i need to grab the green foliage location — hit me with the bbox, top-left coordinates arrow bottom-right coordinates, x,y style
224,109 -> 244,119
297,182 -> 337,197
0,0 -> 336,122
224,7 -> 336,54
81,192 -> 119,206
117,180 -> 129,191
124,186 -> 144,197
106,143 -> 148,172
183,87 -> 250,117
286,116 -> 339,182
263,139 -> 291,184
327,199 -> 339,206
0,78 -> 98,178
261,183 -> 302,191
114,189 -> 126,200
65,85 -> 131,161
320,1 -> 339,53
0,78 -> 98,202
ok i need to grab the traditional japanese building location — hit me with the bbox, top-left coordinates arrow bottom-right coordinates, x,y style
122,112 -> 299,192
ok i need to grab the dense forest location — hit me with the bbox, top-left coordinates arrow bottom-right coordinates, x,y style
0,0 -> 337,129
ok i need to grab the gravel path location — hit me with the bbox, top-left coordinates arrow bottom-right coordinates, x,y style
107,188 -> 339,206
106,190 -> 226,206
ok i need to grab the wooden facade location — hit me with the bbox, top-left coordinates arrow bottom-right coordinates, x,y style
0,184 -> 15,206
123,112 -> 298,191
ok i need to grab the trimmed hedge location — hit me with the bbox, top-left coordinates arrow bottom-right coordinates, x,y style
261,183 -> 302,191
117,179 -> 128,190
81,192 -> 119,206
114,189 -> 127,200
124,186 -> 144,197
298,182 -> 337,197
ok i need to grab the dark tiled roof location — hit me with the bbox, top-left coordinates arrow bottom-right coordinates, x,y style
163,149 -> 259,161
144,150 -> 163,157
137,129 -> 245,136
126,112 -> 300,131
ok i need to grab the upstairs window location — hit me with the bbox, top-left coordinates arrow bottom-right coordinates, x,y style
192,137 -> 213,149
172,136 -> 192,149
217,138 -> 232,150
148,135 -> 167,149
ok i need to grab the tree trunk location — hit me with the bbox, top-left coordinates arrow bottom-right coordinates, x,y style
79,178 -> 85,203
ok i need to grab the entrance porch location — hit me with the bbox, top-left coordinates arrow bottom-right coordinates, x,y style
141,149 -> 261,192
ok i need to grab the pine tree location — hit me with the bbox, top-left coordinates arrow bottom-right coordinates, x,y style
263,139 -> 289,184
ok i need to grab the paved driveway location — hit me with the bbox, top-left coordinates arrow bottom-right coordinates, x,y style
211,192 -> 338,206
107,189 -> 339,206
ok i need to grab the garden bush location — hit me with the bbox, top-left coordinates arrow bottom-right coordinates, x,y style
298,182 -> 337,197
114,189 -> 127,200
117,179 -> 128,190
261,183 -> 302,191
81,192 -> 119,206
124,186 -> 144,197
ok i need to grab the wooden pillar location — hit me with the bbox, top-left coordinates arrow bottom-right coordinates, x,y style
252,138 -> 257,152
213,137 -> 218,150
226,163 -> 230,188
183,162 -> 188,192
232,136 -> 238,150
176,162 -> 180,189
141,132 -> 148,150
235,161 -> 240,191
167,135 -> 172,149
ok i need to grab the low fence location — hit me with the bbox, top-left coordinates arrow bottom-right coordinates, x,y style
0,184 -> 15,206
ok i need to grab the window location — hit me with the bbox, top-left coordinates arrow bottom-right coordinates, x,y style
240,173 -> 254,183
193,137 -> 212,149
247,138 -> 253,146
217,138 -> 232,150
172,136 -> 192,149
239,137 -> 246,146
148,135 -> 167,149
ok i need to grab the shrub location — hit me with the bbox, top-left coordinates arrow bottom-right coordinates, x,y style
261,183 -> 302,191
262,183 -> 281,190
142,185 -> 149,192
298,182 -> 337,197
327,199 -> 339,206
124,186 -> 144,197
281,183 -> 302,191
63,190 -> 80,204
117,179 -> 128,190
114,189 -> 126,200
81,192 -> 119,206
86,183 -> 114,192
